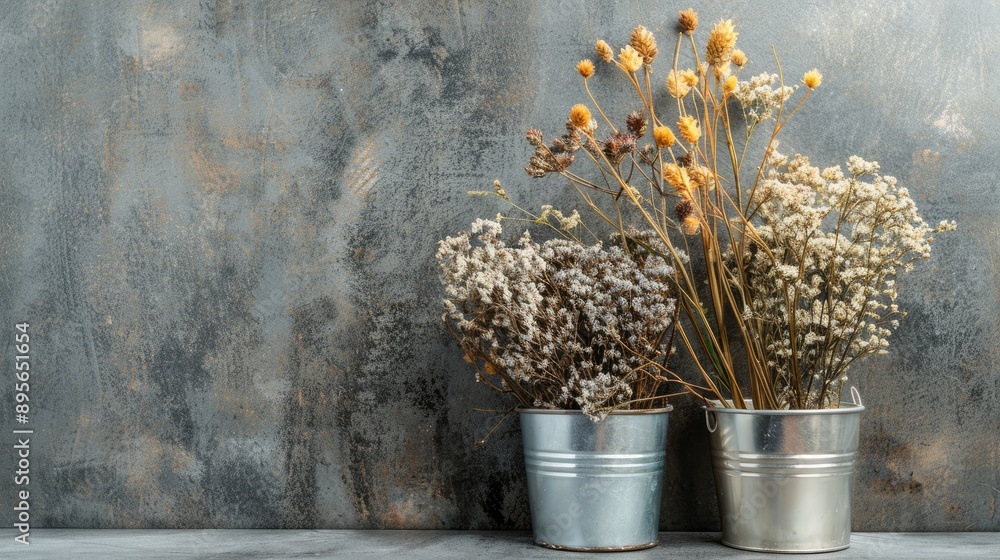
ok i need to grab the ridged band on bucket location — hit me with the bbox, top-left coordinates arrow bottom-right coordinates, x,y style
519,408 -> 671,551
705,400 -> 863,553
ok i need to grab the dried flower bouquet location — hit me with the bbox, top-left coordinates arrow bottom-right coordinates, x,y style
518,9 -> 954,409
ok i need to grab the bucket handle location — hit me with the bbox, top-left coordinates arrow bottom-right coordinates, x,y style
849,386 -> 863,406
705,409 -> 718,433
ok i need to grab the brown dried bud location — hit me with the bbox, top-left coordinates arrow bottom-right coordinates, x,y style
675,199 -> 695,221
526,129 -> 543,146
626,110 -> 647,137
677,151 -> 694,168
601,132 -> 636,165
678,8 -> 698,34
630,25 -> 658,65
596,40 -> 614,62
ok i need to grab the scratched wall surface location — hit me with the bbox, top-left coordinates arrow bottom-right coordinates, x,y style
0,0 -> 997,531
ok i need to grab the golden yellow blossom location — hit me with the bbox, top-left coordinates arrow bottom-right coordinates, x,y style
803,68 -> 822,89
630,25 -> 658,64
682,215 -> 701,235
653,126 -> 676,148
678,115 -> 701,143
576,59 -> 595,78
724,75 -> 737,94
678,8 -> 698,33
596,40 -> 614,62
706,19 -> 738,68
681,69 -> 698,87
569,104 -> 592,129
731,49 -> 747,67
619,45 -> 643,73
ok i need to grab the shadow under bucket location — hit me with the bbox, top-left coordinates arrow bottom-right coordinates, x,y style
519,407 -> 671,551
705,400 -> 864,553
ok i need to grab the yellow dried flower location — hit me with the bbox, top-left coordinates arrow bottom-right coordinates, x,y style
630,25 -> 658,65
690,165 -> 715,190
678,8 -> 698,33
576,59 -> 595,78
596,40 -> 614,62
682,215 -> 701,235
803,68 -> 822,89
667,69 -> 692,98
724,75 -> 737,95
731,49 -> 747,68
677,115 -> 701,143
706,19 -> 738,68
569,104 -> 592,129
681,69 -> 698,87
664,163 -> 693,199
653,126 -> 676,148
619,45 -> 643,73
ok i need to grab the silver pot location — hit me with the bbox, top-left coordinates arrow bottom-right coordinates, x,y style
519,407 -> 672,551
705,399 -> 864,553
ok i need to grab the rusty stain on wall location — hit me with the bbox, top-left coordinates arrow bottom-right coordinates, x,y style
0,0 -> 997,532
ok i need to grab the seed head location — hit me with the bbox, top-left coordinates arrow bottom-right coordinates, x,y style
596,40 -> 614,62
678,115 -> 701,144
576,59 -> 595,78
569,104 -> 592,129
619,45 -> 643,73
731,49 -> 747,68
678,8 -> 698,34
630,25 -> 658,65
706,19 -> 738,69
664,163 -> 692,197
690,165 -> 715,190
626,110 -> 647,137
653,126 -> 676,148
526,129 -> 543,146
803,68 -> 822,89
674,199 -> 694,221
667,69 -> 692,98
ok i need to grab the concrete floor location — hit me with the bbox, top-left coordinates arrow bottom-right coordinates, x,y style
0,530 -> 997,559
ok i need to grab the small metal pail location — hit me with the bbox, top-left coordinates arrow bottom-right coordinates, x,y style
705,399 -> 864,553
519,407 -> 671,551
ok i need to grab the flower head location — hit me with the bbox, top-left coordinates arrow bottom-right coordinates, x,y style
724,75 -> 737,95
678,115 -> 701,143
664,163 -> 692,198
803,68 -> 822,89
667,69 -> 695,98
619,45 -> 643,73
731,49 -> 747,68
596,40 -> 614,62
706,19 -> 738,69
653,126 -> 676,148
626,110 -> 647,137
678,8 -> 698,33
630,25 -> 658,65
569,104 -> 592,130
576,59 -> 595,78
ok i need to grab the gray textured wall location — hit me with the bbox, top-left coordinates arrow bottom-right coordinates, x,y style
1,0 -> 997,531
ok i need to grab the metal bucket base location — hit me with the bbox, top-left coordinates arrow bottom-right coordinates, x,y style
722,540 -> 850,554
535,539 -> 659,552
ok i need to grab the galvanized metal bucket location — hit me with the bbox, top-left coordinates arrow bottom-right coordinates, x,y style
705,399 -> 864,553
519,407 -> 671,551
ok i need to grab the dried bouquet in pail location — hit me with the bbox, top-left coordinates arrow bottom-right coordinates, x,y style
437,214 -> 693,422
512,9 -> 954,410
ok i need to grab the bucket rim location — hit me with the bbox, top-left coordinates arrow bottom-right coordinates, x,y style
517,405 -> 673,415
703,399 -> 864,415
